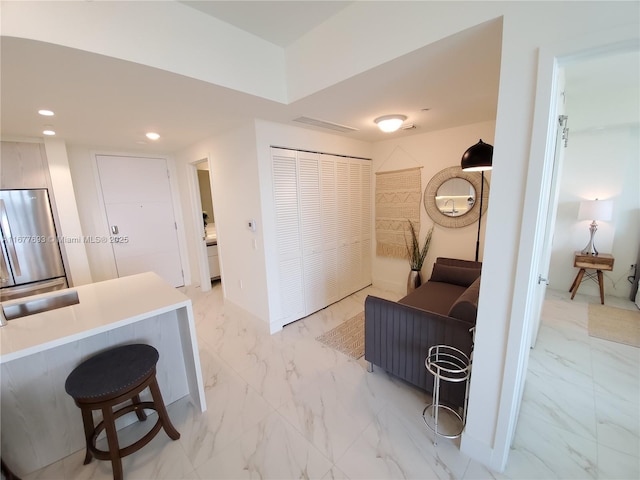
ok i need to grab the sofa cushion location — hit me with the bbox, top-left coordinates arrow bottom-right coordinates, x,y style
399,281 -> 467,316
435,257 -> 482,270
430,263 -> 481,288
447,276 -> 481,324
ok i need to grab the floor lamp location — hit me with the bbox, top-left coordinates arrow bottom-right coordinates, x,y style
461,139 -> 493,262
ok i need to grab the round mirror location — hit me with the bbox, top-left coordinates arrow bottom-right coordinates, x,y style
435,178 -> 476,217
424,166 -> 489,228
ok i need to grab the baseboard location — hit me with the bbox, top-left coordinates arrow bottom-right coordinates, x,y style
460,431 -> 503,473
372,278 -> 405,295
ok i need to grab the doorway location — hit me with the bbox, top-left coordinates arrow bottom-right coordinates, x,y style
190,158 -> 220,292
496,31 -> 639,470
96,154 -> 184,287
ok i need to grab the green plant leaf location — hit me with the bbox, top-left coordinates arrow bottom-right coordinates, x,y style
404,220 -> 433,270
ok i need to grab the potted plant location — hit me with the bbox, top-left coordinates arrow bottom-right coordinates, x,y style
405,219 -> 433,293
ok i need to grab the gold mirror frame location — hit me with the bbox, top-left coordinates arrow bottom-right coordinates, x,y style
424,166 -> 489,228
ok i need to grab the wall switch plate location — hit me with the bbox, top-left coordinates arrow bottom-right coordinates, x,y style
248,220 -> 257,232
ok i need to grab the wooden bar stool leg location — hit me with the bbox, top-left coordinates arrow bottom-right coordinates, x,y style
148,378 -> 180,440
102,406 -> 123,480
597,270 -> 605,304
131,393 -> 148,421
80,407 -> 95,465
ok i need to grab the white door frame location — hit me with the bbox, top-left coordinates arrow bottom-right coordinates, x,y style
490,25 -> 639,472
188,156 -> 212,292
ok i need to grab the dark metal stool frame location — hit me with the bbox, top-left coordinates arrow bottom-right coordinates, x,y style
66,345 -> 180,480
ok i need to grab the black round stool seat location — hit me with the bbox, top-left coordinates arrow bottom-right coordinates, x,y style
65,344 -> 180,480
65,344 -> 159,401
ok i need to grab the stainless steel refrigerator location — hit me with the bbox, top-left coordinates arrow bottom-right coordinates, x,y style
1,189 -> 68,301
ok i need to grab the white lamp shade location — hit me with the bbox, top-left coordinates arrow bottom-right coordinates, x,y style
578,199 -> 613,221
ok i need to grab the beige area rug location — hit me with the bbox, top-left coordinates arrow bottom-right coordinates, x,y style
316,312 -> 365,359
588,304 -> 640,348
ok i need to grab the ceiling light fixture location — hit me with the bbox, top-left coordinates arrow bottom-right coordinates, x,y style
374,114 -> 407,133
42,128 -> 56,136
145,132 -> 160,140
38,109 -> 55,116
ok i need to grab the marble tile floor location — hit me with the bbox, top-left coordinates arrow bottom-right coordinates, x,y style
22,284 -> 639,480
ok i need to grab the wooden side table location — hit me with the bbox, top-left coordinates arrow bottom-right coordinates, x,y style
569,252 -> 614,304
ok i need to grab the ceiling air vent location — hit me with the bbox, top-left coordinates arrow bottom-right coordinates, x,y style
293,116 -> 358,133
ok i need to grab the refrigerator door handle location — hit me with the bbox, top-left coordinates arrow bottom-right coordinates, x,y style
0,199 -> 21,276
1,241 -> 12,285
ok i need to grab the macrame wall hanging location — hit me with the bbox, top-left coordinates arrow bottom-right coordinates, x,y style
375,166 -> 422,258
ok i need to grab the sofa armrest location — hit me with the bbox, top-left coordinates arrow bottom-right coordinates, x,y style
447,276 -> 481,324
364,295 -> 474,408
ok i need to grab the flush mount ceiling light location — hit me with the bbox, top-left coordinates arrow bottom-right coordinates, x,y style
38,109 -> 55,116
42,128 -> 56,136
145,132 -> 160,140
374,114 -> 407,133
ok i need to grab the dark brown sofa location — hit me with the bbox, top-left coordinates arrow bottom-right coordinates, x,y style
364,257 -> 481,409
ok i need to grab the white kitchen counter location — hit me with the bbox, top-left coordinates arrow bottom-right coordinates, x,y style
0,272 -> 206,475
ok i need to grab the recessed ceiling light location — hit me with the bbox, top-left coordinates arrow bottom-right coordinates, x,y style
42,129 -> 56,136
38,109 -> 55,116
146,132 -> 160,140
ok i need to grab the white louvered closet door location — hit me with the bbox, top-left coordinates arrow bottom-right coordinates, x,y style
298,152 -> 325,315
272,149 -> 305,323
321,156 -> 339,305
271,148 -> 372,326
349,161 -> 363,292
360,160 -> 373,289
335,158 -> 352,298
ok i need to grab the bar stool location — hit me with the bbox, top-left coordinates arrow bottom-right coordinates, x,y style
422,344 -> 471,445
65,344 -> 180,480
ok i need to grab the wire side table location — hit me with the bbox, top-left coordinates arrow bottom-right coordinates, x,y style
422,345 -> 471,445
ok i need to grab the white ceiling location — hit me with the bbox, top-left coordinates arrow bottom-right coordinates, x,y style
1,2 -> 635,154
179,1 -> 354,47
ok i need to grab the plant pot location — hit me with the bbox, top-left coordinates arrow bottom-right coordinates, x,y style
407,269 -> 422,294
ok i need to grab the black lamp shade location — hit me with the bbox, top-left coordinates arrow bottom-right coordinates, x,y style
461,139 -> 493,171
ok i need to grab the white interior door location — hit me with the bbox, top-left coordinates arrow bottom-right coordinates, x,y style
529,114 -> 568,347
96,155 -> 184,287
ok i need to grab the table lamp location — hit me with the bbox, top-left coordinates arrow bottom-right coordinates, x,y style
578,198 -> 613,255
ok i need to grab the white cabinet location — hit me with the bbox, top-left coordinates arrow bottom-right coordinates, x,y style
207,244 -> 220,279
271,148 -> 372,326
1,142 -> 49,189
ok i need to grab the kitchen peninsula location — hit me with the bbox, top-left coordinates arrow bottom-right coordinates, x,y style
0,272 -> 206,475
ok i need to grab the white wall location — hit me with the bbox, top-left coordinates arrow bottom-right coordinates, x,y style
174,123 -> 271,323
371,121 -> 495,293
42,138 -> 92,286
